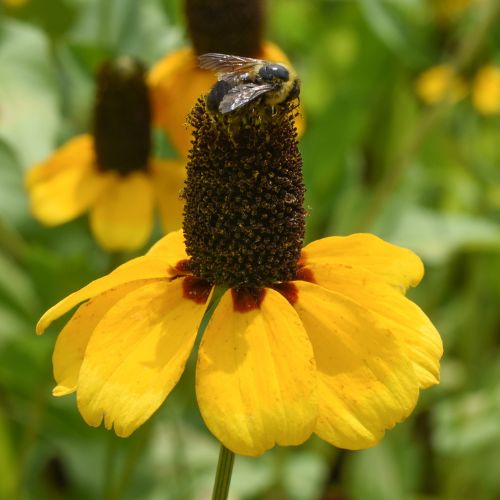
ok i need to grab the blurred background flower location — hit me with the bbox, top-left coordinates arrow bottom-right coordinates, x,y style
149,0 -> 304,158
2,0 -> 500,499
415,64 -> 467,105
472,64 -> 500,115
26,57 -> 185,251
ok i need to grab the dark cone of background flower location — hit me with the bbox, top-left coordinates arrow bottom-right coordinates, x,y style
183,100 -> 305,288
93,57 -> 151,174
185,0 -> 263,57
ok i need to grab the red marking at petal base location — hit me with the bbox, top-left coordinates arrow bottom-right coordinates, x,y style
297,250 -> 307,267
272,282 -> 299,305
175,259 -> 193,274
295,266 -> 315,283
183,276 -> 212,304
232,288 -> 266,312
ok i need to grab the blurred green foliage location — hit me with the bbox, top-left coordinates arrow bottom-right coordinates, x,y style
1,0 -> 500,498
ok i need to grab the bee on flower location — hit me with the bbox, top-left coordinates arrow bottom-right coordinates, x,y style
37,55 -> 442,457
149,0 -> 305,158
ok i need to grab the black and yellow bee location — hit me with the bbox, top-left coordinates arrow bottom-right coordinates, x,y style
199,53 -> 300,114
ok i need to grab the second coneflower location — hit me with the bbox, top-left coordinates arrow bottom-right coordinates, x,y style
149,0 -> 304,158
37,75 -> 442,457
26,57 -> 185,251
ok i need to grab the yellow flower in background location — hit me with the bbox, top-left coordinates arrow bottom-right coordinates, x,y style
472,65 -> 500,115
430,0 -> 472,24
26,57 -> 185,252
3,0 -> 28,7
415,64 -> 467,105
149,0 -> 304,158
37,98 -> 442,457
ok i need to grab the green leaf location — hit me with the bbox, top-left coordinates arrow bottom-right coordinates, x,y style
0,140 -> 28,225
358,0 -> 430,68
0,250 -> 39,318
344,442 -> 406,500
384,206 -> 500,264
0,20 -> 60,167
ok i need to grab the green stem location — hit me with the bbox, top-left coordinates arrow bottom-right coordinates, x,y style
211,444 -> 235,500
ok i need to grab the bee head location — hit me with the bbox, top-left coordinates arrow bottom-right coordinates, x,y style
258,63 -> 289,82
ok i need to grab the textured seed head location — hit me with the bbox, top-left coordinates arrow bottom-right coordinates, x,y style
183,99 -> 305,288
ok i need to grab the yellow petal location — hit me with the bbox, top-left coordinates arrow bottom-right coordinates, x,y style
292,281 -> 419,450
297,262 -> 442,388
196,288 -> 317,456
26,135 -> 111,225
146,229 -> 188,263
37,254 -> 181,335
52,281 -> 148,396
150,159 -> 186,233
90,171 -> 155,251
149,42 -> 305,158
77,278 -> 211,437
26,135 -> 94,187
301,234 -> 424,291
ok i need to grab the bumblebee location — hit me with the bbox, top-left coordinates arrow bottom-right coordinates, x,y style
199,53 -> 300,114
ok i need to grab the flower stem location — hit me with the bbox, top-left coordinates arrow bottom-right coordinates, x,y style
211,443 -> 235,500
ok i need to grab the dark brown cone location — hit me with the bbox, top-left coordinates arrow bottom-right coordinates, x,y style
93,57 -> 151,174
185,0 -> 264,57
182,99 -> 305,288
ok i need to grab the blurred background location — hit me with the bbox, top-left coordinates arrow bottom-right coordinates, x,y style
1,0 -> 500,498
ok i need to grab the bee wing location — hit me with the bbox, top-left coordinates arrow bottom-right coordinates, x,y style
219,83 -> 275,113
198,53 -> 265,74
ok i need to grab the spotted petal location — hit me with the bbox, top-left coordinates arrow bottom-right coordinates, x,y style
52,280 -> 151,396
292,281 -> 419,450
196,288 -> 317,456
296,262 -> 442,388
301,234 -> 424,291
77,278 -> 210,437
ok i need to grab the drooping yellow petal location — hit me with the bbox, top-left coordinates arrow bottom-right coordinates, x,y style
26,135 -> 111,225
90,171 -> 155,251
150,159 -> 186,233
37,247 -> 185,335
149,42 -> 305,158
52,281 -> 149,396
297,263 -> 442,388
292,281 -> 419,450
77,278 -> 210,437
301,233 -> 424,291
196,288 -> 317,456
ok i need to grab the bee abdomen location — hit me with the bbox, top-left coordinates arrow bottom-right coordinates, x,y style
207,80 -> 233,112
